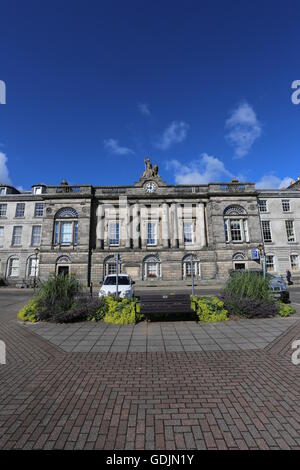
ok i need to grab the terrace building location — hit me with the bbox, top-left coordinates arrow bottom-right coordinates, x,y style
0,159 -> 299,287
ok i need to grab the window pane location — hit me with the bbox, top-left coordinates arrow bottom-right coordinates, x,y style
262,221 -> 272,242
9,258 -> 20,277
29,258 -> 39,277
291,255 -> 299,271
285,220 -> 295,242
34,203 -> 44,217
147,222 -> 157,245
0,204 -> 7,217
282,200 -> 290,212
266,255 -> 275,272
12,226 -> 22,245
258,200 -> 267,212
147,262 -> 157,277
60,222 -> 73,244
183,223 -> 193,243
109,223 -> 119,245
230,220 -> 242,241
31,226 -> 41,246
15,203 -> 25,217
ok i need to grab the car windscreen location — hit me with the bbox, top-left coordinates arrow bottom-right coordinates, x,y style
104,276 -> 131,285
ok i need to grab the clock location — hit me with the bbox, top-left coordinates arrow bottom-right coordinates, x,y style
144,181 -> 157,193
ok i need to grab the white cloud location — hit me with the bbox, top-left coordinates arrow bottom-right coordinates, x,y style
137,102 -> 151,117
103,138 -> 134,156
167,153 -> 234,184
225,102 -> 262,158
255,174 -> 294,189
155,121 -> 189,150
0,152 -> 11,184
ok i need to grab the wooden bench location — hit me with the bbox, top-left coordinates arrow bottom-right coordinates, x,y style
139,293 -> 195,321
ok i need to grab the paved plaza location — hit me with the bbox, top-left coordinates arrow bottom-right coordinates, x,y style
1,291 -> 300,450
27,316 -> 299,353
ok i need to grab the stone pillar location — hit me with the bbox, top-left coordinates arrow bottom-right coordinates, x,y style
239,218 -> 244,242
171,203 -> 179,248
97,204 -> 104,249
133,203 -> 140,249
162,203 -> 169,248
119,196 -> 130,248
197,203 -> 206,247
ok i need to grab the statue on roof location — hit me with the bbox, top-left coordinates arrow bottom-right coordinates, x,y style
142,157 -> 159,179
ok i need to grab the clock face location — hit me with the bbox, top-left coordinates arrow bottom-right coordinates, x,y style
144,181 -> 157,193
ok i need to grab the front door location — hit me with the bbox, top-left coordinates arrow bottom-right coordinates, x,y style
57,266 -> 69,276
234,263 -> 246,270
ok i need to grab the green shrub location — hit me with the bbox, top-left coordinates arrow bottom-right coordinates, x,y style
104,297 -> 143,325
223,295 -> 279,318
53,297 -> 106,323
224,271 -> 272,301
192,296 -> 228,323
17,299 -> 40,323
223,271 -> 279,318
279,302 -> 296,317
36,274 -> 81,320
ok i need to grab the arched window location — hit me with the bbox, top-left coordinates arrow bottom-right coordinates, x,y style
54,207 -> 78,246
182,254 -> 200,279
27,255 -> 40,278
232,252 -> 247,271
143,255 -> 161,279
104,255 -> 122,277
224,205 -> 249,243
56,255 -> 72,276
7,257 -> 20,277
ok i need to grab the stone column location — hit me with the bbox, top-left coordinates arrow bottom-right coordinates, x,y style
171,203 -> 179,248
239,218 -> 244,242
133,203 -> 140,249
162,203 -> 169,248
119,196 -> 130,248
197,203 -> 206,247
97,204 -> 104,249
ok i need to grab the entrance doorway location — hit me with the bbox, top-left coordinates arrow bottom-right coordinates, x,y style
57,265 -> 69,276
234,263 -> 246,270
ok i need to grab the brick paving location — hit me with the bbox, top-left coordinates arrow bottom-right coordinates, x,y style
1,292 -> 300,449
27,315 -> 299,352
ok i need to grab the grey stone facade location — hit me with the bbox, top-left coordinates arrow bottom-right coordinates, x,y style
0,161 -> 299,287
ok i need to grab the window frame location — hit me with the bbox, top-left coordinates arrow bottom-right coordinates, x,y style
8,258 -> 20,277
285,220 -> 296,242
0,204 -> 7,217
109,222 -> 120,246
146,222 -> 157,246
282,199 -> 291,212
183,222 -> 194,244
15,203 -> 25,218
34,203 -> 44,217
290,254 -> 299,272
12,226 -> 22,246
31,225 -> 42,246
258,200 -> 267,213
262,220 -> 272,243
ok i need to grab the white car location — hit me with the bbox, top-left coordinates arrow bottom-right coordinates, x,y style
99,274 -> 135,298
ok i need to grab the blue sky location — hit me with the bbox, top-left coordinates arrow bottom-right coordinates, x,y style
0,0 -> 299,189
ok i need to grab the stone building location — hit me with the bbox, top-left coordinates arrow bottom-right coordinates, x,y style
258,178 -> 300,283
0,159 -> 298,287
